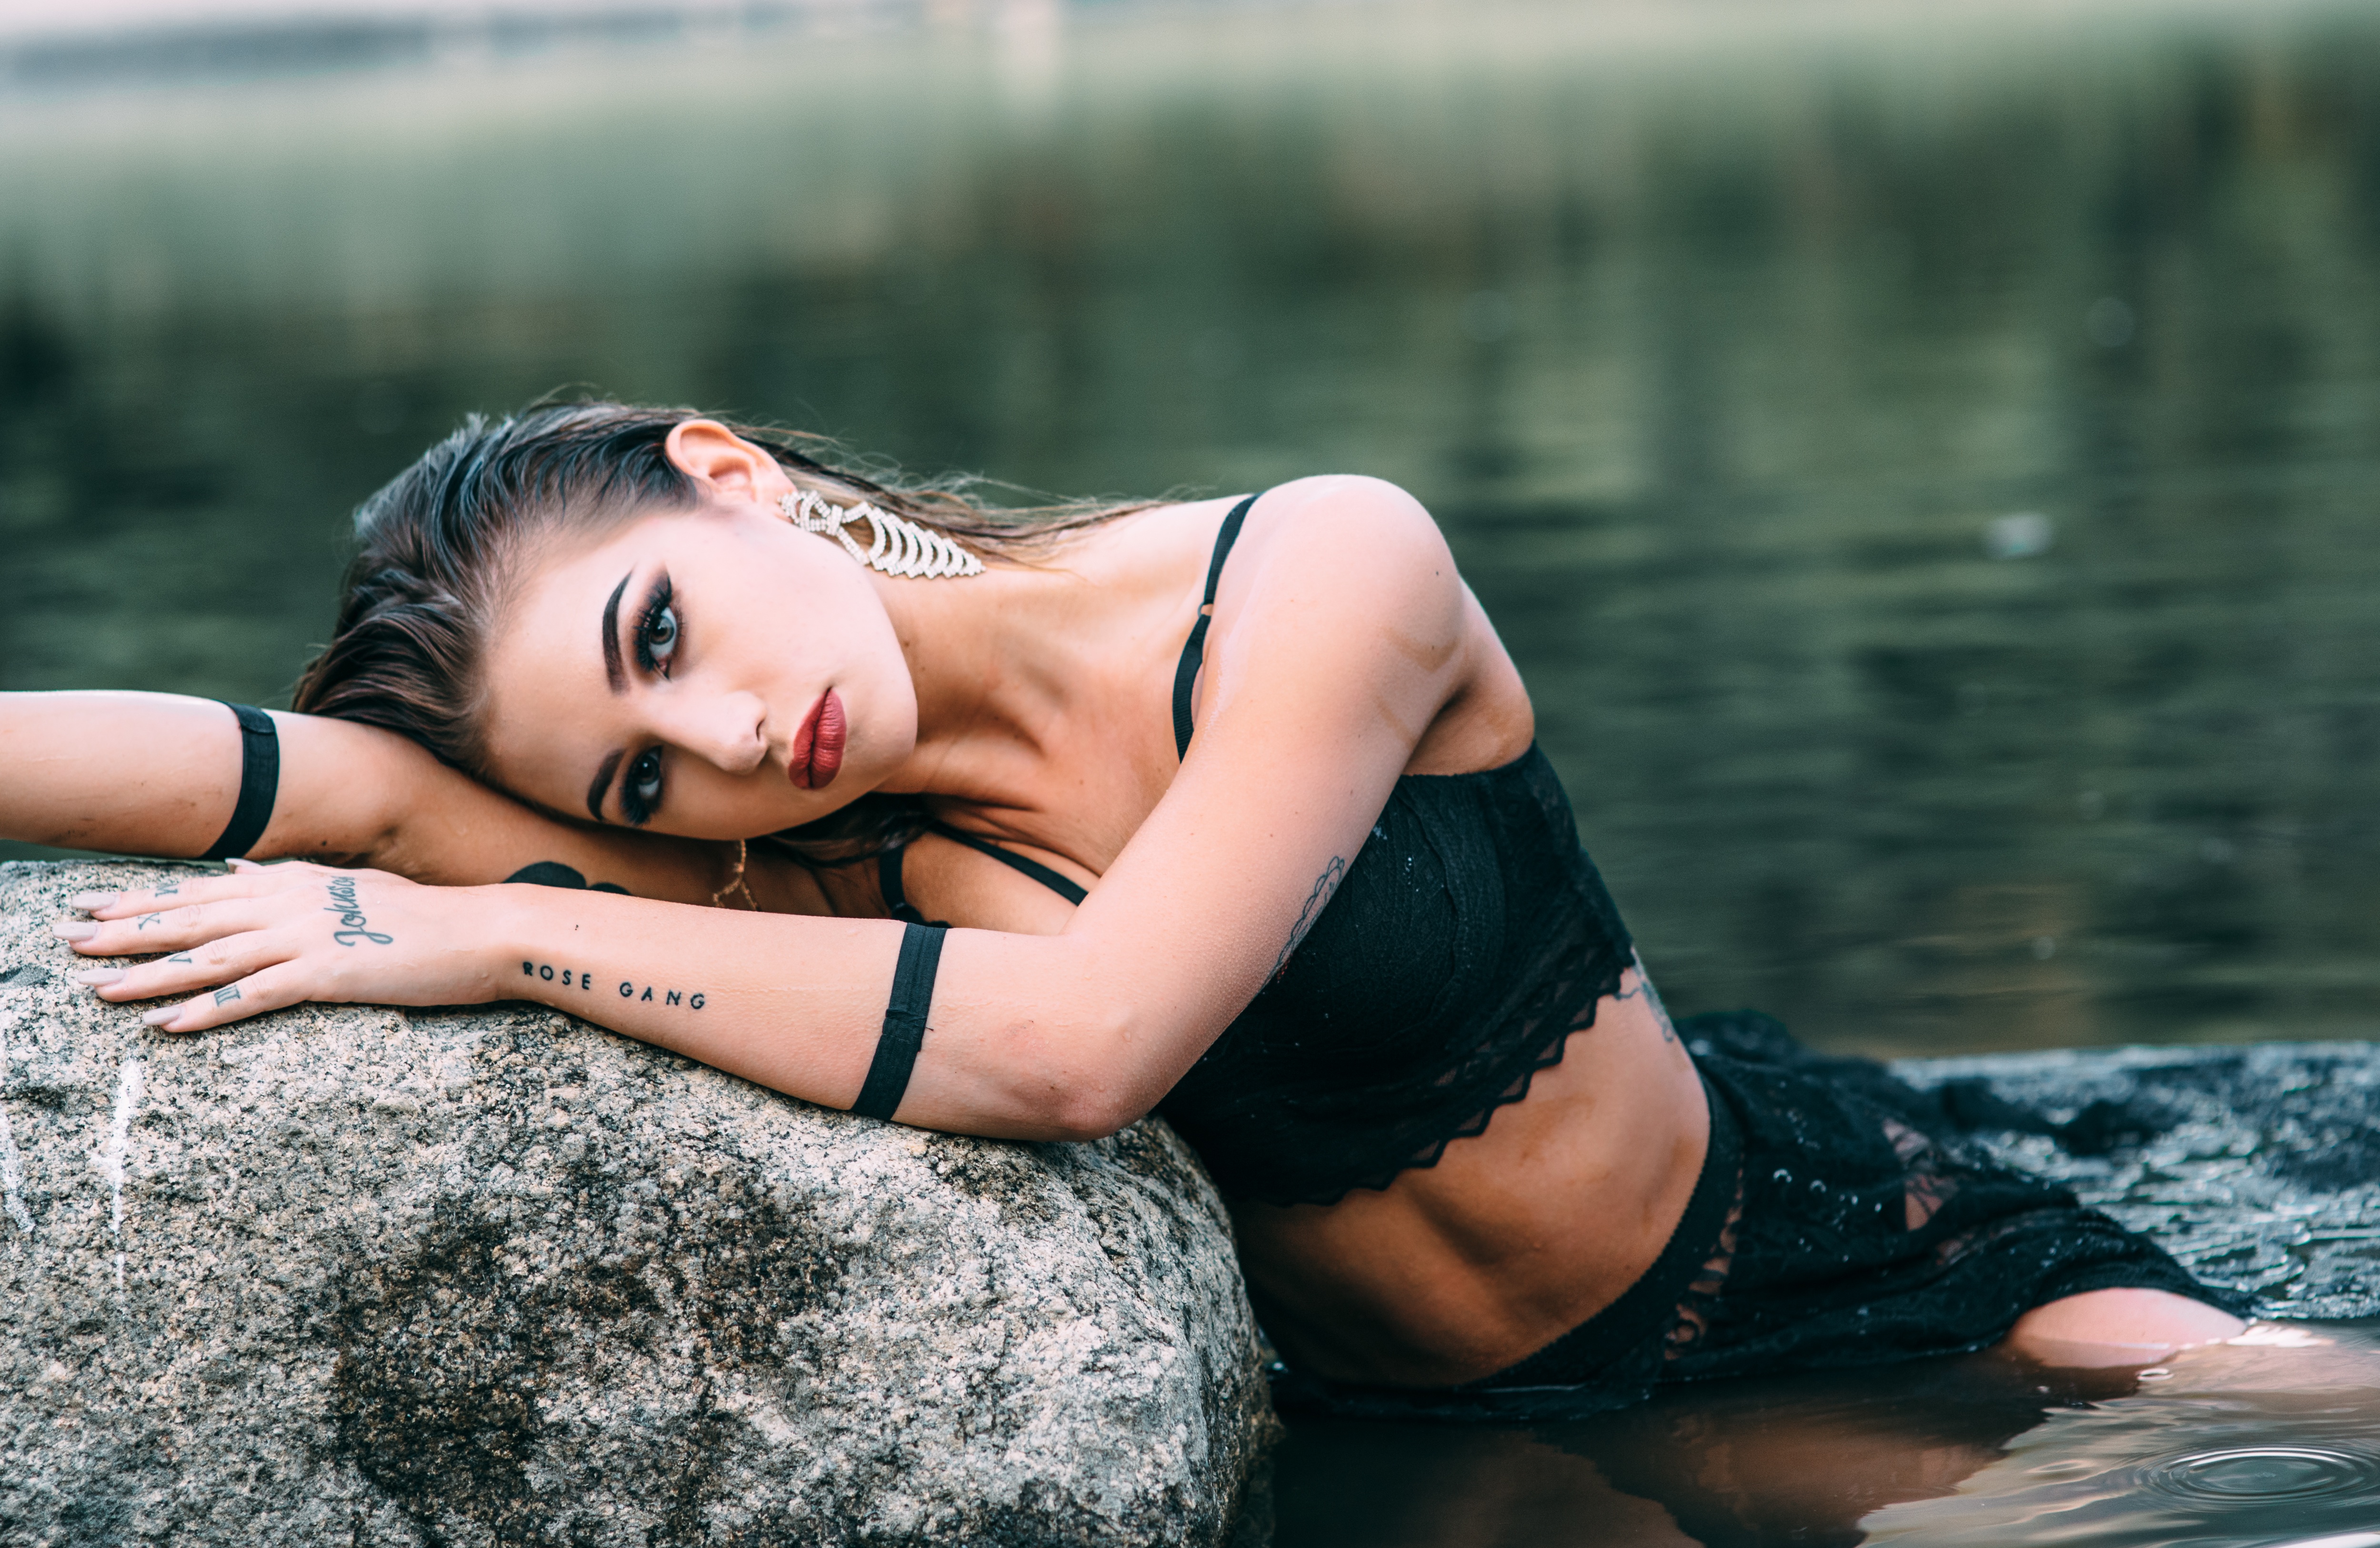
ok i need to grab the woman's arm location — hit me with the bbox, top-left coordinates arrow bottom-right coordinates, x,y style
52,477 -> 1495,1138
1,691 -> 827,911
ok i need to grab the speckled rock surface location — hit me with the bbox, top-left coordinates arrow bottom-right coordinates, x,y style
1895,1041 -> 2380,1320
0,861 -> 1276,1548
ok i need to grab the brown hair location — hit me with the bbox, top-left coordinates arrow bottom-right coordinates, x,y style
293,399 -> 1148,862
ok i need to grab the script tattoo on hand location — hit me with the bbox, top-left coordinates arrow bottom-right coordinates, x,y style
521,961 -> 704,1010
323,875 -> 393,946
1616,951 -> 1679,1043
1271,856 -> 1347,982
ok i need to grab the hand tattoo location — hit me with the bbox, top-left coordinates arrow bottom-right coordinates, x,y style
522,961 -> 703,1009
323,875 -> 393,947
1271,857 -> 1346,982
135,913 -> 164,931
213,985 -> 242,1006
166,954 -> 194,965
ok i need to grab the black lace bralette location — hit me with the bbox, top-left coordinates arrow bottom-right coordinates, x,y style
880,494 -> 1638,1206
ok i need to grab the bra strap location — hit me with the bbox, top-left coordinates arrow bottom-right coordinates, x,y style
927,821 -> 1087,905
878,838 -> 933,925
1171,494 -> 1260,760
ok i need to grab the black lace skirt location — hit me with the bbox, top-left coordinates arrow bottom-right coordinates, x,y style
1269,1012 -> 2251,1425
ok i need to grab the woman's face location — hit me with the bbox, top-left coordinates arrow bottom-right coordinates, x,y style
479,484 -> 919,841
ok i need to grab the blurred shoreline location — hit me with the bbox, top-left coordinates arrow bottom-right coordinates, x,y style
2,0 -> 2360,90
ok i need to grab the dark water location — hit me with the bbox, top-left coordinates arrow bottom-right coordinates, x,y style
7,3 -> 2380,1542
1266,1324 -> 2380,1547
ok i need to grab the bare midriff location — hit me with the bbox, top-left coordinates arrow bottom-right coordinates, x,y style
1226,982 -> 1710,1390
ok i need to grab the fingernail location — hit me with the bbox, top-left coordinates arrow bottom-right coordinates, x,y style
69,968 -> 125,987
50,920 -> 96,942
69,891 -> 118,911
140,1007 -> 179,1027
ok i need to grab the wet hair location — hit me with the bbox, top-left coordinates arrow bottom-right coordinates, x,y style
292,399 -> 1148,863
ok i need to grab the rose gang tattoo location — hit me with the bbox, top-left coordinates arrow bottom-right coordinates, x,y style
323,875 -> 394,946
521,960 -> 703,1010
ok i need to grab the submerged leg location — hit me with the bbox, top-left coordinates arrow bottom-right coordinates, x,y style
2004,1287 -> 2246,1368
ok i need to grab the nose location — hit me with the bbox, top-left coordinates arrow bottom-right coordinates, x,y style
659,690 -> 770,777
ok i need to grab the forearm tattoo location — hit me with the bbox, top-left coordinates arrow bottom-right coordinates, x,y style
1616,950 -> 1679,1043
1271,856 -> 1347,982
521,961 -> 705,1010
506,861 -> 629,895
323,875 -> 393,947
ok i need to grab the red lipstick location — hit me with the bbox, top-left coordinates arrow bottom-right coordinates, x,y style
789,689 -> 845,791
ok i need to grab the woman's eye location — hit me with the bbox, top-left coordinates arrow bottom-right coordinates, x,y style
624,747 -> 665,822
637,603 -> 680,676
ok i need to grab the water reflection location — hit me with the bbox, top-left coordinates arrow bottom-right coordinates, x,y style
5,1 -> 2380,1065
1266,1324 -> 2380,1548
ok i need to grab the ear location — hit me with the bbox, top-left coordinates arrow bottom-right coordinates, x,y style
663,421 -> 795,506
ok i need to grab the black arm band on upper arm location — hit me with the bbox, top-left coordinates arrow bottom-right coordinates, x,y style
200,703 -> 280,862
849,922 -> 947,1121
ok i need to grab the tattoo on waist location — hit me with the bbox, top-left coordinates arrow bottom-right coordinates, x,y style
521,960 -> 705,1010
323,875 -> 394,947
1615,951 -> 1679,1043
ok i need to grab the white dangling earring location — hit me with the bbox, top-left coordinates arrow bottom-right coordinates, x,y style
778,489 -> 984,579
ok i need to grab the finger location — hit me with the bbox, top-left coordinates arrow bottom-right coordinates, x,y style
138,965 -> 306,1035
68,930 -> 285,1004
71,862 -> 316,920
54,897 -> 276,958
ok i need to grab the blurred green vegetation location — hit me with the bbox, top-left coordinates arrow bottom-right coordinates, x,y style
5,0 -> 2380,1055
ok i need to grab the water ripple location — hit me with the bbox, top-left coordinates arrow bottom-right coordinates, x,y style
2139,1447 -> 2380,1508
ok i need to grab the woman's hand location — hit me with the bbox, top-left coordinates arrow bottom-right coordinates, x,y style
52,860 -> 506,1033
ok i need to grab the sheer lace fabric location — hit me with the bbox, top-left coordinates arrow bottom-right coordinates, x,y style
1270,1013 -> 2247,1425
1158,744 -> 1635,1206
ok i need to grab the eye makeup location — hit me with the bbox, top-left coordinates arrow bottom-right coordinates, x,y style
620,745 -> 666,826
588,569 -> 681,825
633,574 -> 679,678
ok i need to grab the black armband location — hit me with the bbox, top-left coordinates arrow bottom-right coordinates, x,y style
849,922 -> 947,1121
200,704 -> 280,862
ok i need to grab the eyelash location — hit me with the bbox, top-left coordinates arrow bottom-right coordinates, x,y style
621,746 -> 666,827
634,576 -> 678,678
621,575 -> 677,824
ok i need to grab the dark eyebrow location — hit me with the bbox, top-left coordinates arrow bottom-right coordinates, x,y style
600,571 -> 631,693
585,749 -> 623,824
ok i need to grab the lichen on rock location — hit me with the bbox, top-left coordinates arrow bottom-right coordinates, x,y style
0,861 -> 1277,1547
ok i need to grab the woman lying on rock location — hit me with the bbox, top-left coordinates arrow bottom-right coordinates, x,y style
5,402 -> 2255,1420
